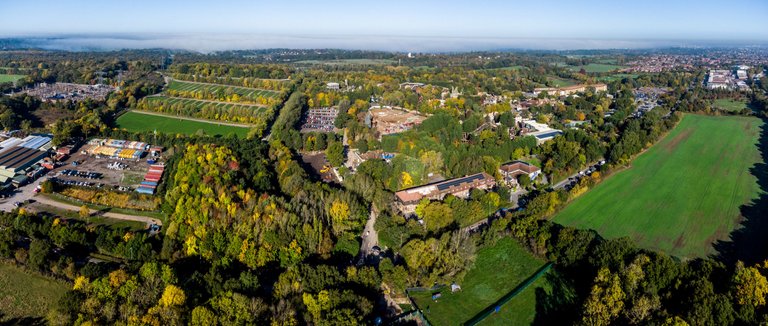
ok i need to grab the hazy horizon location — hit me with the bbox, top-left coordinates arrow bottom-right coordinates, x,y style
1,0 -> 767,52
3,33 -> 767,53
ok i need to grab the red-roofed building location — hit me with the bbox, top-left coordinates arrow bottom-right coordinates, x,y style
499,161 -> 540,188
394,172 -> 496,216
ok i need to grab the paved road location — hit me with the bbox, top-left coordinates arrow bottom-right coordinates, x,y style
552,160 -> 604,190
0,168 -> 162,227
360,206 -> 379,257
128,109 -> 255,128
31,195 -> 162,226
0,176 -> 46,212
462,189 -> 528,234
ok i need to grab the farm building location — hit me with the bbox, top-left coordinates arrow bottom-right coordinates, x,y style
513,117 -> 562,144
499,161 -> 541,188
0,135 -> 52,151
18,135 -> 53,150
85,138 -> 151,160
394,172 -> 496,216
529,130 -> 563,144
0,137 -> 22,149
89,146 -> 144,159
0,146 -> 49,185
56,145 -> 76,155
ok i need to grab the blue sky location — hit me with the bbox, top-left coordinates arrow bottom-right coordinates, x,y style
1,0 -> 766,51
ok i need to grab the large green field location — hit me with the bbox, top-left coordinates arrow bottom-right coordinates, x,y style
293,58 -> 396,65
597,73 -> 639,82
0,74 -> 25,83
481,65 -> 527,71
546,76 -> 579,87
167,79 -> 280,99
410,237 -> 557,325
0,263 -> 69,322
714,98 -> 751,112
569,63 -> 624,73
555,114 -> 764,258
116,111 -> 250,137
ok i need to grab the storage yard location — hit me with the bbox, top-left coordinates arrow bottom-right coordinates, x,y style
50,138 -> 166,193
21,82 -> 115,102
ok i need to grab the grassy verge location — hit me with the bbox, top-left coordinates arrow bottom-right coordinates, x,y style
0,74 -> 25,83
0,262 -> 68,322
41,193 -> 165,220
714,98 -> 750,112
32,202 -> 146,231
410,237 -> 556,325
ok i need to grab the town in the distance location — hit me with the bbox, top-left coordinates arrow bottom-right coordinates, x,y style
0,2 -> 767,325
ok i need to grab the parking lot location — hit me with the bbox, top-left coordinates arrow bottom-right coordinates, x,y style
53,151 -> 151,191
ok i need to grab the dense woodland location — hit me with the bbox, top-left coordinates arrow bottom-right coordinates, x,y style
0,49 -> 766,325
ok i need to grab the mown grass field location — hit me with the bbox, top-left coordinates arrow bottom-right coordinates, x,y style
481,66 -> 527,71
167,79 -> 280,99
569,63 -> 624,73
597,73 -> 639,82
546,76 -> 579,87
293,59 -> 396,65
714,98 -> 750,112
0,263 -> 68,322
116,111 -> 250,137
410,237 -> 555,325
0,74 -> 25,83
555,114 -> 764,258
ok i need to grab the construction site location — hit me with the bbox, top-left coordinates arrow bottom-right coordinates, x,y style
365,106 -> 427,138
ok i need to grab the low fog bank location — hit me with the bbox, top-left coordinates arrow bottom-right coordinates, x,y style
2,33 -> 762,53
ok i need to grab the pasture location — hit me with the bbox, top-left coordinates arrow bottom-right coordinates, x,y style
546,76 -> 579,87
569,63 -> 624,73
116,111 -> 250,137
410,237 -> 558,325
0,74 -> 25,83
0,263 -> 68,322
481,65 -> 527,71
714,98 -> 751,112
597,73 -> 639,82
293,59 -> 397,65
554,114 -> 764,258
167,79 -> 280,99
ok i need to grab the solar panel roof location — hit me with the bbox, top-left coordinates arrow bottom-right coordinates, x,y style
436,173 -> 485,191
